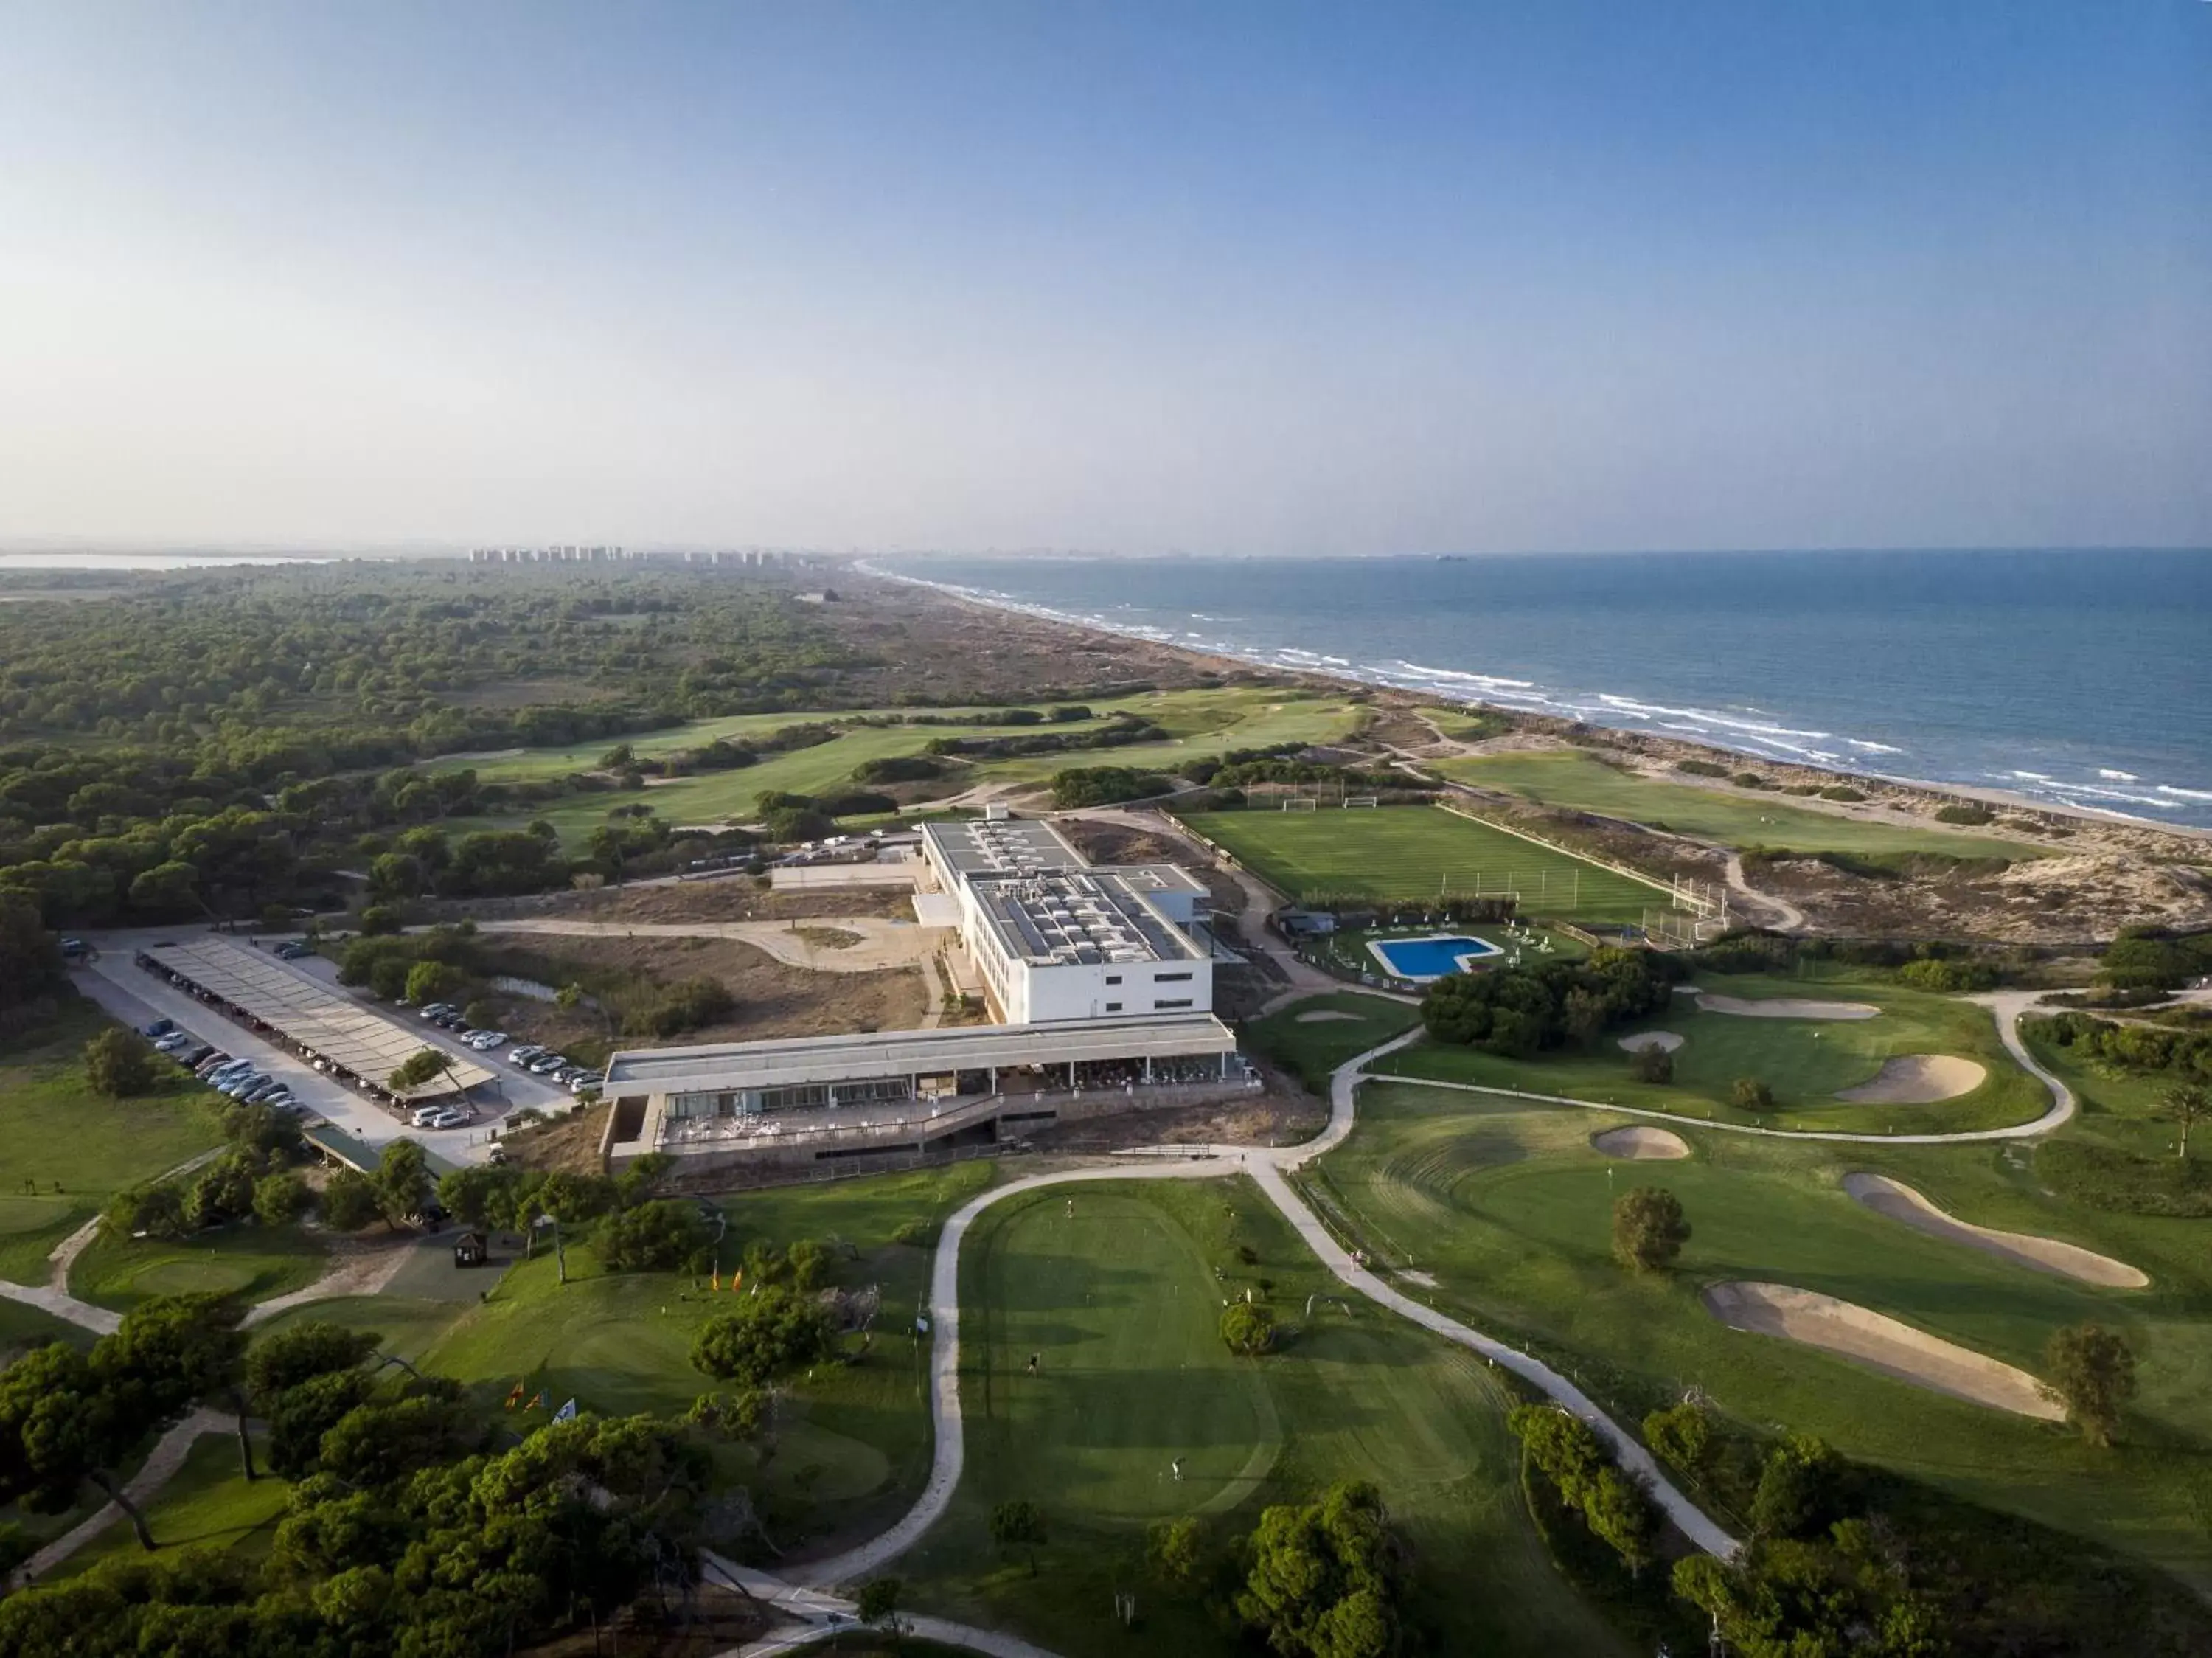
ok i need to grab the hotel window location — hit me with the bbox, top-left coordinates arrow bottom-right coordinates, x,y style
1105,974 -> 1122,985
1155,997 -> 1193,1010
1105,1002 -> 1123,1013
1155,971 -> 1193,982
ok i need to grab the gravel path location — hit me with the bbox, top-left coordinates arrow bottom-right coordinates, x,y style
13,1406 -> 233,1584
476,916 -> 934,974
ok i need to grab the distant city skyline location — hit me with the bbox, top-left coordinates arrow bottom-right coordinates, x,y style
2,1 -> 2207,555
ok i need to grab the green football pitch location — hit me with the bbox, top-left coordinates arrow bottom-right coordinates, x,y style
1176,804 -> 1666,921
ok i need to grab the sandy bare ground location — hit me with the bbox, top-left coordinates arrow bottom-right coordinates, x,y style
244,1233 -> 417,1327
1703,1280 -> 2062,1419
1592,1125 -> 1689,1160
478,916 -> 934,973
1834,1054 -> 1986,1103
1295,1009 -> 1364,1024
1697,993 -> 1880,1020
1618,1030 -> 1684,1053
1843,1174 -> 2149,1288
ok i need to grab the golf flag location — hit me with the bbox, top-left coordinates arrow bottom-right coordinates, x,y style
709,1270 -> 720,1291
731,1269 -> 743,1293
552,1398 -> 578,1423
524,1392 -> 545,1412
504,1381 -> 525,1409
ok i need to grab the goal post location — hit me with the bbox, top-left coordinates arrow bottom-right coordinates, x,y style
1343,795 -> 1378,808
1281,797 -> 1319,812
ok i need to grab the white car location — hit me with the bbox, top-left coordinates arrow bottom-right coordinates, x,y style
422,1108 -> 469,1130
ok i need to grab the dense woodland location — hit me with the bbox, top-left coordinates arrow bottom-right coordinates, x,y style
0,565 -> 863,927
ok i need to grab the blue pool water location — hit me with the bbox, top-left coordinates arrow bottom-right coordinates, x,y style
1368,934 -> 1503,981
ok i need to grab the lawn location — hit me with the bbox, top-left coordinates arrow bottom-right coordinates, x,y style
899,1179 -> 1640,1658
437,687 -> 1364,847
1315,1078 -> 2212,1594
55,1431 -> 283,1578
1379,971 -> 2048,1135
0,1001 -> 231,1286
1175,804 -> 1662,920
417,1162 -> 992,1558
69,1222 -> 330,1314
1439,749 -> 2033,860
1241,991 -> 1424,1092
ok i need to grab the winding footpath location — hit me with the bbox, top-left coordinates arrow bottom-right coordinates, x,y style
711,988 -> 2078,1654
1373,991 -> 2073,1148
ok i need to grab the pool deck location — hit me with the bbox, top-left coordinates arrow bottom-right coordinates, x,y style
1365,932 -> 1506,982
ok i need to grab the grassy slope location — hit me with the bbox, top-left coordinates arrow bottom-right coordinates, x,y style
1439,749 -> 2031,859
1241,992 -> 1424,1092
55,1432 -> 283,1578
1316,1079 -> 2212,1586
69,1223 -> 330,1315
415,1163 -> 992,1557
0,1002 -> 230,1286
1176,804 -> 1658,920
901,1179 -> 1630,1658
1380,973 -> 2048,1134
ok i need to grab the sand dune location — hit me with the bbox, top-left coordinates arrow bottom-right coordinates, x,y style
1843,1174 -> 2147,1288
1592,1126 -> 1689,1160
1697,993 -> 1880,1020
1703,1281 -> 2062,1419
1618,1030 -> 1685,1053
1834,1055 -> 1986,1104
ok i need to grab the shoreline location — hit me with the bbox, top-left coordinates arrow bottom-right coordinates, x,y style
856,558 -> 2212,848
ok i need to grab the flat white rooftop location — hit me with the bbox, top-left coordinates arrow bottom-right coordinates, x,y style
605,1012 -> 1236,1095
921,817 -> 1086,878
143,937 -> 495,1098
971,867 -> 1200,965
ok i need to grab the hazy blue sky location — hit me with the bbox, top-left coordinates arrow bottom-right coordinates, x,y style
2,1 -> 2206,554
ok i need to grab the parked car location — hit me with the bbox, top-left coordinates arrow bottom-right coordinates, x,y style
276,942 -> 313,960
527,1054 -> 569,1075
423,1108 -> 469,1130
174,1044 -> 214,1069
242,1081 -> 285,1104
408,1104 -> 448,1127
419,1003 -> 457,1021
205,1061 -> 254,1086
507,1045 -> 546,1064
151,1031 -> 193,1052
467,1030 -> 507,1050
220,1074 -> 268,1098
566,1073 -> 600,1095
194,1055 -> 236,1078
141,1018 -> 175,1038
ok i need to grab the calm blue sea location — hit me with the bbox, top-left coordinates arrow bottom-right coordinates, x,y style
874,549 -> 2212,830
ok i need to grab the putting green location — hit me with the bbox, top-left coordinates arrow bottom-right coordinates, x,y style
1380,974 -> 2046,1134
910,1178 -> 1637,1657
962,1187 -> 1283,1522
1320,1080 -> 2212,1585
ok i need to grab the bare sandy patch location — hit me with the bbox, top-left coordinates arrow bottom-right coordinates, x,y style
1697,993 -> 1880,1020
1843,1174 -> 2148,1288
1592,1125 -> 1689,1160
1618,1030 -> 1684,1054
1703,1281 -> 2061,1419
1398,1269 -> 1439,1288
1295,1009 -> 1364,1024
1834,1055 -> 1986,1104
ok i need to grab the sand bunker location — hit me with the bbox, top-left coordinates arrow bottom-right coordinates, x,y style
1843,1174 -> 2148,1288
1295,1010 -> 1364,1024
1591,1126 -> 1689,1160
1618,1030 -> 1685,1054
1834,1055 -> 1986,1104
1704,1281 -> 2062,1420
1697,993 -> 1880,1020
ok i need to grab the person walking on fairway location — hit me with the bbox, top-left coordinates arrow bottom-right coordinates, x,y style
1026,1353 -> 1040,1377
1171,1457 -> 1184,1483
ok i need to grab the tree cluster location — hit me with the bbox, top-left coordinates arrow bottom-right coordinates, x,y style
1235,1480 -> 1411,1658
1506,1404 -> 1661,1573
1048,766 -> 1175,808
103,1103 -> 319,1241
2025,1010 -> 2212,1083
1421,947 -> 1680,1057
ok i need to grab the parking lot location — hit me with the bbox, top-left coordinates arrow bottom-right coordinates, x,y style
75,931 -> 577,1165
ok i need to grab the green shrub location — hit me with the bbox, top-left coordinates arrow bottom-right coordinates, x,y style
1731,772 -> 1770,789
1675,759 -> 1729,778
1819,785 -> 1867,802
1935,802 -> 1994,825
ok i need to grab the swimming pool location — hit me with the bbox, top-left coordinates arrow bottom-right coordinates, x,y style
1366,934 -> 1504,982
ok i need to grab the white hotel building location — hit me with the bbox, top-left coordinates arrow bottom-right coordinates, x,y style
601,810 -> 1246,1176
